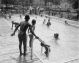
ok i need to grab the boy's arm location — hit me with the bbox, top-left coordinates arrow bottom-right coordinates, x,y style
28,27 -> 30,34
11,23 -> 20,36
29,25 -> 39,39
11,21 -> 14,29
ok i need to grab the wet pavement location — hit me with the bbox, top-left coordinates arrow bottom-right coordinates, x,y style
0,17 -> 42,63
0,14 -> 79,63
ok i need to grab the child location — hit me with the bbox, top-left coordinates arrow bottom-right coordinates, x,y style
28,19 -> 36,59
47,18 -> 51,27
28,19 -> 36,48
65,21 -> 68,24
11,15 -> 39,56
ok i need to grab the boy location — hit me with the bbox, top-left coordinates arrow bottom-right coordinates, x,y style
11,15 -> 39,56
28,19 -> 36,48
47,18 -> 51,27
28,19 -> 36,59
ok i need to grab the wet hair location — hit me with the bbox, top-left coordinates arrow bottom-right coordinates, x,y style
32,19 -> 36,25
25,15 -> 30,21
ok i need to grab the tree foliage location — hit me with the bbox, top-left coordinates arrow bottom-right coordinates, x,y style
1,0 -> 15,4
67,0 -> 78,9
44,0 -> 60,5
72,0 -> 78,9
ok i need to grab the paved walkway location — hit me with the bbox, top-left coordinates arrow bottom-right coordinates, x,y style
0,17 -> 42,63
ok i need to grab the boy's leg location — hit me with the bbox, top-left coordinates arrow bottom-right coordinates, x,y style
29,35 -> 33,60
18,38 -> 22,55
29,35 -> 33,48
11,21 -> 14,30
18,34 -> 23,55
23,35 -> 27,55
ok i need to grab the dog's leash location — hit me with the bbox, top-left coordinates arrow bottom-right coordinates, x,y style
38,38 -> 45,44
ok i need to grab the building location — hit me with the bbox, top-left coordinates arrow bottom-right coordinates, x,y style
33,0 -> 45,7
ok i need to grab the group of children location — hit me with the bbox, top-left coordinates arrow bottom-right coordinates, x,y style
11,15 -> 50,59
11,15 -> 38,56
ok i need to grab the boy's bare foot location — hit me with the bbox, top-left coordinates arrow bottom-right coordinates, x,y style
20,52 -> 23,56
23,53 -> 26,56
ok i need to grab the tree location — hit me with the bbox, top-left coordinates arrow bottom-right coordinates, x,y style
1,0 -> 15,5
52,0 -> 60,5
44,0 -> 48,6
44,0 -> 61,5
67,0 -> 78,9
73,0 -> 78,9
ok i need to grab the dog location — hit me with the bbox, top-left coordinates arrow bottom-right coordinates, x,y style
41,42 -> 50,57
